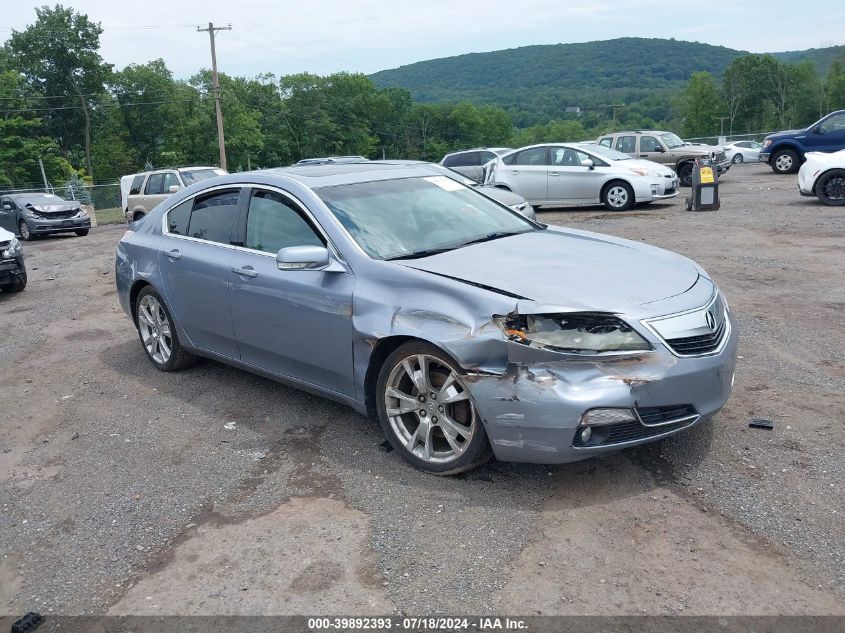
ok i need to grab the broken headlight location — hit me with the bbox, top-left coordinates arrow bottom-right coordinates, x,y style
495,313 -> 651,353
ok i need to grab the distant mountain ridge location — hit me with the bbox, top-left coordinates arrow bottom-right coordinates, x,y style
370,38 -> 845,125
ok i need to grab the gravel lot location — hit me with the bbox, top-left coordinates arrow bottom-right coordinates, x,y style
0,164 -> 843,618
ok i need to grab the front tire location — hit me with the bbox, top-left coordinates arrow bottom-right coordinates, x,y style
376,341 -> 491,475
732,154 -> 743,164
135,287 -> 197,371
771,149 -> 799,174
678,163 -> 694,187
815,169 -> 845,206
18,221 -> 33,241
601,181 -> 635,211
0,270 -> 26,293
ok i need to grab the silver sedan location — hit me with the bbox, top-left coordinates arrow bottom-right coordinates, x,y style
116,163 -> 736,474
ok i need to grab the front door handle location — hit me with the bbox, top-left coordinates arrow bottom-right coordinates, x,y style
511,170 -> 520,175
549,172 -> 560,176
165,249 -> 182,260
231,265 -> 258,278
639,154 -> 648,157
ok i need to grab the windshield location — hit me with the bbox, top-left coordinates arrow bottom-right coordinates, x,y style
579,144 -> 631,161
180,169 -> 226,185
315,176 -> 536,260
659,133 -> 685,149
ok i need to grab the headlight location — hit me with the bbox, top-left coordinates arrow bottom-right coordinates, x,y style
25,206 -> 45,217
495,313 -> 651,353
628,167 -> 648,177
2,236 -> 22,258
762,139 -> 771,149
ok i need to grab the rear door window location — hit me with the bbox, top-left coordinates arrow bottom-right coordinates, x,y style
186,189 -> 240,244
145,173 -> 165,195
129,175 -> 146,195
166,199 -> 192,235
514,147 -> 548,166
615,136 -> 636,154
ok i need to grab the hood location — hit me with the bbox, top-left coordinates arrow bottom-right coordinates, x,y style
625,159 -> 676,175
400,227 -> 699,312
0,227 -> 15,243
764,129 -> 803,140
26,202 -> 80,213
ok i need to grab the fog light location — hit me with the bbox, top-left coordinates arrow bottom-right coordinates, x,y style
580,427 -> 592,443
581,408 -> 637,426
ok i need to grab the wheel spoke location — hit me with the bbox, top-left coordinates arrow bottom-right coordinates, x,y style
159,322 -> 171,337
402,357 -> 427,393
158,335 -> 171,360
420,422 -> 433,460
440,413 -> 473,444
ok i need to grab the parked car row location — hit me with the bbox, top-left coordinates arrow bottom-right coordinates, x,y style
760,110 -> 845,174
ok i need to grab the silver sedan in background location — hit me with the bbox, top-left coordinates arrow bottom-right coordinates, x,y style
116,163 -> 736,475
484,143 -> 679,211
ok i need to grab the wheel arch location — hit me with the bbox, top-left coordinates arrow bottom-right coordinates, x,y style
363,335 -> 466,421
600,178 -> 636,204
128,280 -> 153,323
769,143 -> 803,162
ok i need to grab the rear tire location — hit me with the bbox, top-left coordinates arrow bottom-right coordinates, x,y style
732,154 -> 743,164
678,163 -> 694,187
135,286 -> 197,372
75,229 -> 89,237
132,211 -> 145,222
815,169 -> 845,206
376,341 -> 491,475
601,181 -> 635,211
771,149 -> 799,174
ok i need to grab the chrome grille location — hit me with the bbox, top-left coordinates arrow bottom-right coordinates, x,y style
665,318 -> 726,355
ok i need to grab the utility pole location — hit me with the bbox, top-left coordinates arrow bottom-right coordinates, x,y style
38,158 -> 50,192
198,22 -> 232,171
716,116 -> 729,139
609,104 -> 624,132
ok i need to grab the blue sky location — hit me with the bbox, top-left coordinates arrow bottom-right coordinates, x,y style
2,0 -> 842,78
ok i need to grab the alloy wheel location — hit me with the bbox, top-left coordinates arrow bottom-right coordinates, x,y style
823,175 -> 845,201
19,221 -> 31,241
137,294 -> 172,364
384,354 -> 476,465
775,154 -> 793,172
606,186 -> 629,208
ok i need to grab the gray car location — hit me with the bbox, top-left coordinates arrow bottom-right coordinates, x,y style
0,193 -> 91,240
115,163 -> 737,475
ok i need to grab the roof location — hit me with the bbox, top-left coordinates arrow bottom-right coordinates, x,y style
227,162 -> 447,189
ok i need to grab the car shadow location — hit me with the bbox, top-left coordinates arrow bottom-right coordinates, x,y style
97,335 -> 715,514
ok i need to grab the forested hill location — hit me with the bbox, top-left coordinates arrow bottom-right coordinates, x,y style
371,38 -> 845,125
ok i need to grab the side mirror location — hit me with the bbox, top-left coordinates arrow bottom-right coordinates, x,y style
582,159 -> 595,170
277,245 -> 340,271
814,126 -> 825,135
655,145 -> 666,152
2,203 -> 12,211
168,184 -> 181,193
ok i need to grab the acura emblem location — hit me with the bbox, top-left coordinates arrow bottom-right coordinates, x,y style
705,310 -> 716,330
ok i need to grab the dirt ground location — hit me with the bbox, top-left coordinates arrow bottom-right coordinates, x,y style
0,164 -> 843,618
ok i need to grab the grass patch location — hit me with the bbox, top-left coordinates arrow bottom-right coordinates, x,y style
94,207 -> 126,225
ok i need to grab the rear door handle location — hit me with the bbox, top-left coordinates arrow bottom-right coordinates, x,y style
231,265 -> 258,278
549,172 -> 559,176
165,249 -> 182,260
511,170 -> 520,175
639,154 -> 648,157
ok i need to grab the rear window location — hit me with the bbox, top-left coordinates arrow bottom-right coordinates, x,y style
129,175 -> 145,196
166,199 -> 192,235
443,152 -> 480,167
186,189 -> 239,244
181,169 -> 226,186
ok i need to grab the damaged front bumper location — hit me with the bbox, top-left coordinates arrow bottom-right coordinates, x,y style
464,308 -> 738,465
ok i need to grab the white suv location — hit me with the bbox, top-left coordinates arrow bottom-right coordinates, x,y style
125,167 -> 227,221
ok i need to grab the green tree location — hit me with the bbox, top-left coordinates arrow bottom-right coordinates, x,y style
5,4 -> 112,178
680,72 -> 722,137
826,56 -> 845,110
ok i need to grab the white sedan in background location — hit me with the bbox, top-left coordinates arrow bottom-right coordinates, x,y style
723,140 -> 763,164
483,143 -> 679,211
798,149 -> 845,206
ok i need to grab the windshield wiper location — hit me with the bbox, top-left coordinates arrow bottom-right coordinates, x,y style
385,246 -> 460,261
455,230 -> 526,248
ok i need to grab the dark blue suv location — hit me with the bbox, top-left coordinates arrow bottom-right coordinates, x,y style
760,110 -> 845,174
